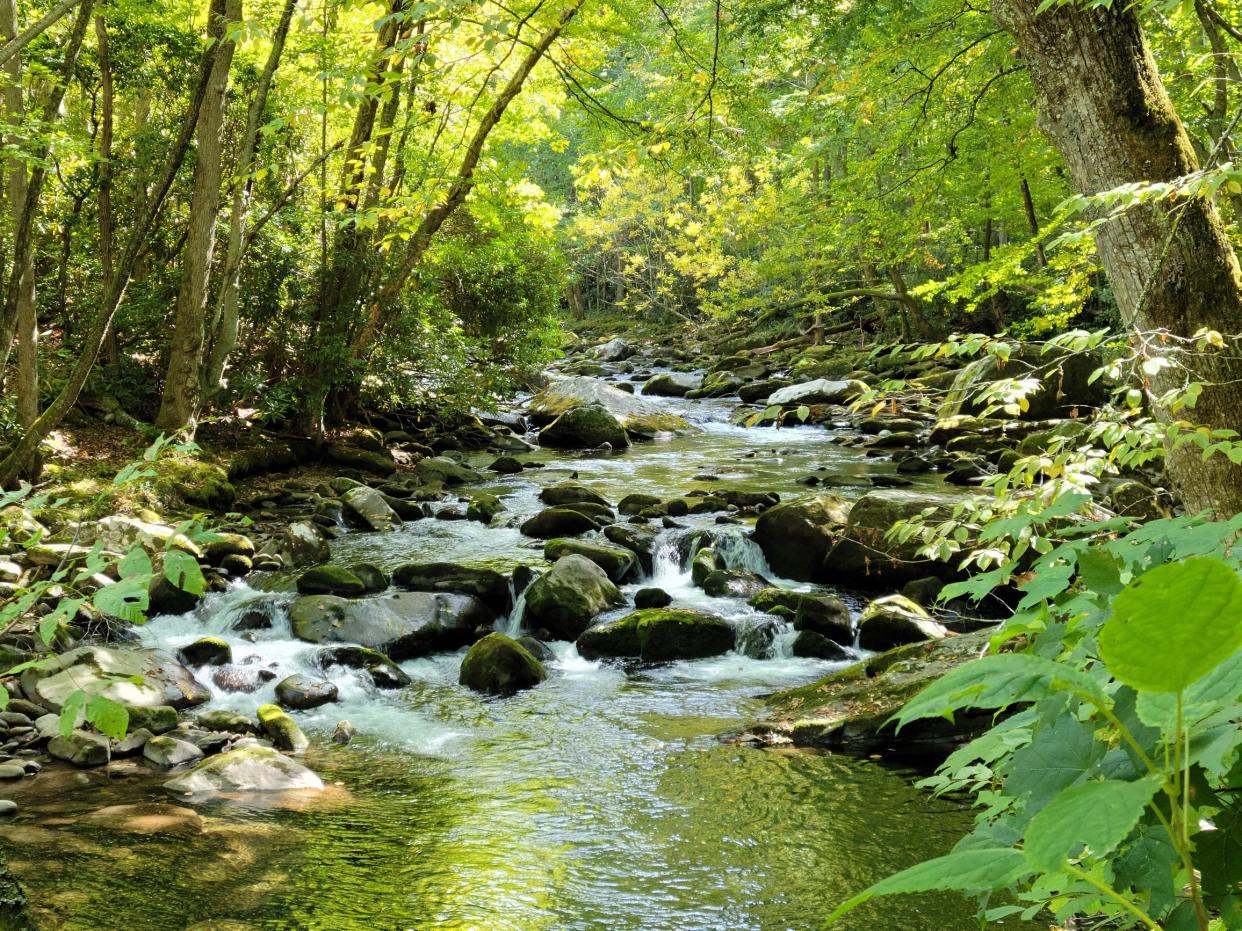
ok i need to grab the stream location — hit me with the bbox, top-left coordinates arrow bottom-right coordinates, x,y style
0,385 -> 1040,929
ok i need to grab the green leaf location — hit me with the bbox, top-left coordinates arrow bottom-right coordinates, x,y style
85,695 -> 128,741
1023,776 -> 1162,870
826,849 -> 1032,923
163,549 -> 206,597
93,577 -> 149,624
118,547 -> 153,581
895,653 -> 1108,729
1100,557 -> 1242,693
59,690 -> 87,738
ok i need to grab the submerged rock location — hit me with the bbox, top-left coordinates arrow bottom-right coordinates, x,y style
317,646 -> 411,689
523,555 -> 624,640
164,746 -> 323,796
459,633 -> 548,696
577,609 -> 736,662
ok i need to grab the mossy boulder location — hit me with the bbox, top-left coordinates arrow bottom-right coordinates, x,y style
176,637 -> 232,668
634,587 -> 672,609
539,405 -> 631,449
523,555 -> 624,640
48,730 -> 110,767
543,538 -> 637,582
415,456 -> 483,485
752,494 -> 851,582
540,482 -> 611,508
643,372 -> 702,397
459,633 -> 548,696
700,568 -> 769,599
822,489 -> 968,586
164,745 -> 323,795
857,595 -> 948,652
577,609 -> 736,662
341,486 -> 401,531
392,562 -> 510,614
277,520 -> 331,568
289,591 -> 493,659
466,492 -> 505,524
520,507 -> 603,539
296,564 -> 368,597
316,646 -> 410,689
21,646 -> 209,712
618,493 -> 661,515
257,704 -> 309,752
791,630 -> 852,661
326,444 -> 397,476
528,377 -> 690,434
152,454 -> 236,509
749,589 -> 852,645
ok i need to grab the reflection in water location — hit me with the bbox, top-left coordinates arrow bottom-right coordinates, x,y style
0,389 -> 1039,929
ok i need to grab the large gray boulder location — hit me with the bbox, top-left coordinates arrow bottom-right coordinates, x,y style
767,379 -> 853,406
528,377 -> 690,434
752,494 -> 851,582
523,555 -> 624,640
857,595 -> 948,652
392,562 -> 510,614
459,633 -> 548,696
591,337 -> 635,362
164,745 -> 324,796
289,590 -> 493,659
21,646 -> 209,712
341,486 -> 401,531
277,520 -> 331,568
643,372 -> 702,397
543,538 -> 637,582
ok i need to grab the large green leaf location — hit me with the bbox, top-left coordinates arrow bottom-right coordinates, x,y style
1023,776 -> 1162,870
86,695 -> 129,741
163,549 -> 206,596
894,653 -> 1108,729
1100,557 -> 1242,694
93,577 -> 150,624
825,848 -> 1032,923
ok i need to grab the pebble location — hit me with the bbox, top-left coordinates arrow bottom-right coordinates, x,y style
0,763 -> 25,780
0,801 -> 17,817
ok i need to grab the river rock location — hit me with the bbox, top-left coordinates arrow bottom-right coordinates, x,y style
822,489 -> 968,585
941,345 -> 1105,421
459,633 -> 548,696
257,704 -> 309,753
21,646 -> 209,712
317,646 -> 411,689
466,492 -> 505,524
0,765 -> 24,781
275,675 -> 339,710
528,377 -> 690,434
577,609 -> 736,661
489,456 -> 525,474
738,378 -> 792,404
416,456 -> 483,485
196,710 -> 256,735
540,482 -> 611,508
48,730 -> 110,767
289,591 -> 493,659
277,520 -> 331,568
392,562 -> 510,614
591,337 -> 635,361
523,555 -> 624,640
602,524 -> 658,574
791,631 -> 852,661
143,735 -> 205,769
176,637 -> 232,668
83,802 -> 204,835
164,746 -> 323,795
700,568 -> 769,599
127,705 -> 179,734
749,589 -> 852,645
539,405 -> 631,449
768,379 -> 853,406
857,595 -> 948,651
618,493 -> 661,515
634,587 -> 672,609
111,727 -> 154,757
341,486 -> 402,531
752,493 -> 851,581
520,507 -> 603,538
296,564 -> 368,597
643,372 -> 702,397
543,539 -> 637,582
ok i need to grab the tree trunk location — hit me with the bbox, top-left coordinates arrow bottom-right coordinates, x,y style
95,11 -> 118,366
202,0 -> 299,400
1019,176 -> 1047,269
155,0 -> 239,433
992,0 -> 1242,516
0,0 -> 227,486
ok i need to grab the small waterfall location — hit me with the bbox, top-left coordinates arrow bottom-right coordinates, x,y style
499,579 -> 527,637
711,532 -> 772,576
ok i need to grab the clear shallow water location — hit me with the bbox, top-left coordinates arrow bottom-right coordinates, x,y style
0,379 -> 1039,929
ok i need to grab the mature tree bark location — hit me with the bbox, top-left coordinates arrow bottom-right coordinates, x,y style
201,0 -> 299,399
155,0 -> 240,432
0,0 -> 228,486
992,0 -> 1242,516
0,0 -> 81,70
95,10 -> 118,366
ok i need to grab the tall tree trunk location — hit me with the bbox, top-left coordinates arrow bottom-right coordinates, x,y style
1019,176 -> 1047,269
155,0 -> 239,433
0,0 -> 227,486
201,0 -> 299,400
95,10 -> 118,366
992,0 -> 1242,516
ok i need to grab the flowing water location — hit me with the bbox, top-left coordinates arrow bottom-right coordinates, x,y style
0,385 -> 1040,930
